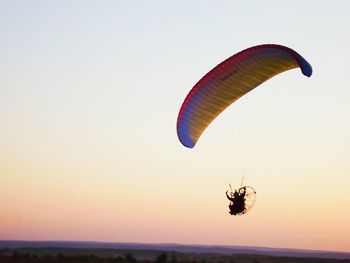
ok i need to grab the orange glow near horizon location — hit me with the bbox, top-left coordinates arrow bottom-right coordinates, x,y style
1,151 -> 350,252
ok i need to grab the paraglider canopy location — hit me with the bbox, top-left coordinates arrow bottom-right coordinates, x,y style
177,44 -> 312,148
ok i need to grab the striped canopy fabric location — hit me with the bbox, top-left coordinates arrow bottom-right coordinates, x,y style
177,44 -> 312,148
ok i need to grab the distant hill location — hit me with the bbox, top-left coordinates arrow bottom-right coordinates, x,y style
1,240 -> 349,260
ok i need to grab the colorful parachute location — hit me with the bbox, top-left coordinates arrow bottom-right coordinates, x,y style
177,44 -> 312,148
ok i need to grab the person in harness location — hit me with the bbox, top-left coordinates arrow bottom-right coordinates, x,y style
226,186 -> 247,215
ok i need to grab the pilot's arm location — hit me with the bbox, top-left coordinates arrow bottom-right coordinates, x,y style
226,191 -> 234,202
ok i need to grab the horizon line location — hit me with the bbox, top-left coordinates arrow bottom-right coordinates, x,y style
1,239 -> 350,255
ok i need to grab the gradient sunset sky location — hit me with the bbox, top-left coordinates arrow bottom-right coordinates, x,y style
1,1 -> 350,252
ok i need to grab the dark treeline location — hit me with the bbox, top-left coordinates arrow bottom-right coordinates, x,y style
0,252 -> 176,263
0,250 -> 349,263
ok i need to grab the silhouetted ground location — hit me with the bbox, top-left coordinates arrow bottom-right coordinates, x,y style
1,248 -> 349,263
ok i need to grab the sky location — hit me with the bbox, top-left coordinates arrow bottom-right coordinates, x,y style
1,0 -> 350,253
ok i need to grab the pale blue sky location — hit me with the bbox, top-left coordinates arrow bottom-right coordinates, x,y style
1,1 -> 350,251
